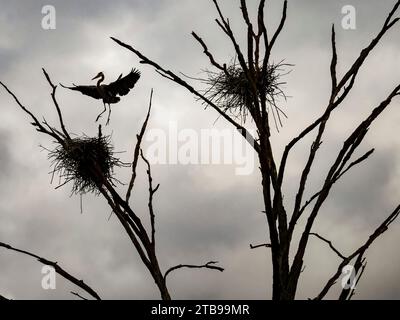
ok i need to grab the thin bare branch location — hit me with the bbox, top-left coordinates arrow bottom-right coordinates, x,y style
164,261 -> 224,281
263,0 -> 287,65
98,186 -> 152,271
42,68 -> 70,140
335,148 -> 375,181
337,1 -> 400,92
140,149 -> 158,246
339,254 -> 366,300
0,241 -> 101,300
70,291 -> 89,300
240,0 -> 255,73
347,260 -> 367,300
240,0 -> 253,33
211,0 -> 251,83
192,32 -> 227,72
295,148 -> 375,226
310,233 -> 346,259
0,80 -> 64,145
315,203 -> 400,300
257,0 -> 268,55
290,139 -> 322,233
126,89 -> 153,202
330,25 -> 338,94
250,243 -> 272,249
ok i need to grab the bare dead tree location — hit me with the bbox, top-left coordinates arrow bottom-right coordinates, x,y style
0,69 -> 223,300
112,0 -> 400,300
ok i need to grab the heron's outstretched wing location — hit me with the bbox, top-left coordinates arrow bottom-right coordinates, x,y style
60,84 -> 102,99
107,69 -> 141,97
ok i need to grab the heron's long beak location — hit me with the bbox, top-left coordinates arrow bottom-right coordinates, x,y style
91,73 -> 101,80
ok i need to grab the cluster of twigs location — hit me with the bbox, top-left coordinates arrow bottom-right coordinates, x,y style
48,131 -> 122,195
111,0 -> 400,300
202,60 -> 289,125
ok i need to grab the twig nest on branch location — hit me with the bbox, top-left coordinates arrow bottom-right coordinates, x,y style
203,61 -> 289,124
48,134 -> 121,195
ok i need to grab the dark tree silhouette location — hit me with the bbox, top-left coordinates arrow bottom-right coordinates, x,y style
112,0 -> 400,300
0,70 -> 223,300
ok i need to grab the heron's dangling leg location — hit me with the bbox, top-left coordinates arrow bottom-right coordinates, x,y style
106,104 -> 112,126
96,102 -> 107,122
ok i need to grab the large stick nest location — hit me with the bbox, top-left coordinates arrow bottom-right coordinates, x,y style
203,60 -> 290,126
48,133 -> 122,195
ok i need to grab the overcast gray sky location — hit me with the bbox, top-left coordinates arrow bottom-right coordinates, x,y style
0,0 -> 400,300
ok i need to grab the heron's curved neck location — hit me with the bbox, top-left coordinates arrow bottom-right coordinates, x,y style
96,74 -> 105,87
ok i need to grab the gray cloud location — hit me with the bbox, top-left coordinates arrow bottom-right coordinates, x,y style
0,130 -> 12,179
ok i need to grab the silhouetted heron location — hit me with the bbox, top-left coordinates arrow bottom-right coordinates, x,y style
61,68 -> 140,125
